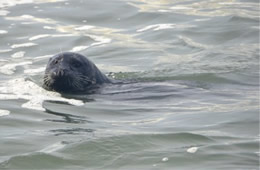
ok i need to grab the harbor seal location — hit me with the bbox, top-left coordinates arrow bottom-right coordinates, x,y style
43,52 -> 111,93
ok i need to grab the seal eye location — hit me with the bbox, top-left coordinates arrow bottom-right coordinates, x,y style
52,59 -> 59,65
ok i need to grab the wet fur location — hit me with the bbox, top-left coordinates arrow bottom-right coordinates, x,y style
43,52 -> 111,93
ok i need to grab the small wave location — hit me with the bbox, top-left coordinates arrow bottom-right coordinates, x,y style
0,109 -> 10,117
74,25 -> 95,31
178,35 -> 211,49
43,26 -> 55,30
88,34 -> 112,47
11,42 -> 37,49
6,15 -> 56,24
29,34 -> 50,41
137,23 -> 196,32
170,6 -> 192,10
33,54 -> 53,60
0,49 -> 12,53
39,142 -> 66,153
0,30 -> 8,34
70,46 -> 89,52
137,24 -> 175,32
0,151 -> 71,169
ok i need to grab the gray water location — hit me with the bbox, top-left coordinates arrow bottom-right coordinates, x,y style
0,0 -> 259,169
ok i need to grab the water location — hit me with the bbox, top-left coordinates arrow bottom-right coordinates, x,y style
0,0 -> 259,169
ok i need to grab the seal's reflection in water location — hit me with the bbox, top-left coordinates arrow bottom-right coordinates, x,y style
43,100 -> 94,136
50,128 -> 94,136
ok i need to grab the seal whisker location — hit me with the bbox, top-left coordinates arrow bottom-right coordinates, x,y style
73,79 -> 82,90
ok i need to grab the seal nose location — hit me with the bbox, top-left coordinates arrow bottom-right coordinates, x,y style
52,68 -> 68,78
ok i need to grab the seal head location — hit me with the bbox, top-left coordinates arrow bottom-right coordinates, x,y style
43,52 -> 110,93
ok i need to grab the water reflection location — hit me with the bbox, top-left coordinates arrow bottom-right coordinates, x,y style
50,128 -> 94,136
44,100 -> 91,124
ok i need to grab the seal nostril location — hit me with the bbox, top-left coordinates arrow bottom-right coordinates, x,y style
58,70 -> 63,76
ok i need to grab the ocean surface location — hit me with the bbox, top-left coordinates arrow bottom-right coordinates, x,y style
0,0 -> 259,169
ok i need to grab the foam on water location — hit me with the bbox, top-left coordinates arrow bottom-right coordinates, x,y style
0,61 -> 32,75
0,10 -> 9,16
24,67 -> 46,74
161,157 -> 169,162
0,109 -> 10,117
187,147 -> 199,153
0,30 -> 8,34
0,78 -> 84,111
11,43 -> 37,49
11,51 -> 25,58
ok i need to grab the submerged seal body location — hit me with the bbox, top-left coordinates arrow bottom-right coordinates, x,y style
43,52 -> 111,93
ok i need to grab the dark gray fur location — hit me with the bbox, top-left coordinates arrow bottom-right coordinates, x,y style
43,52 -> 111,93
